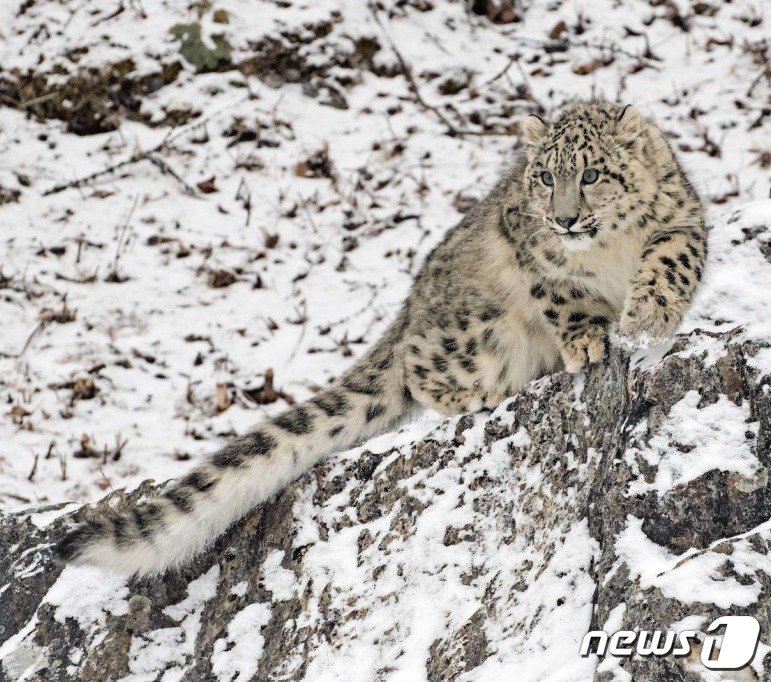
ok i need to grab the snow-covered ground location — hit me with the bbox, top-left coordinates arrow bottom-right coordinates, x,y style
0,0 -> 768,514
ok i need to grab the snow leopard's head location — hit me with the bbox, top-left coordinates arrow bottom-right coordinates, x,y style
521,101 -> 671,251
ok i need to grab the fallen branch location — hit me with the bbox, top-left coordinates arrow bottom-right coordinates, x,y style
0,320 -> 48,359
147,154 -> 199,196
43,154 -> 144,196
368,4 -> 514,137
43,95 -> 249,196
497,34 -> 663,70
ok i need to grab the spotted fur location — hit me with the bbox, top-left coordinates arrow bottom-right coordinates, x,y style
56,101 -> 705,576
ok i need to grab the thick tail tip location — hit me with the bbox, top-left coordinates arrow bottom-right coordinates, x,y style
53,521 -> 104,565
51,506 -> 205,577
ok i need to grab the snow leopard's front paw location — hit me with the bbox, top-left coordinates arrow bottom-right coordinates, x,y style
619,290 -> 684,340
559,323 -> 609,374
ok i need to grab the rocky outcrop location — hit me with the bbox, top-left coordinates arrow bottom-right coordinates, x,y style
1,327 -> 770,681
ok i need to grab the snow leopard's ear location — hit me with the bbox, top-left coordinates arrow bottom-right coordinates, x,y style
523,115 -> 550,149
616,105 -> 645,143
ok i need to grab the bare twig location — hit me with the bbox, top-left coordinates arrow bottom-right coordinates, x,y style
0,491 -> 32,504
27,452 -> 39,482
500,35 -> 662,69
746,67 -> 769,98
482,53 -> 521,86
288,301 -> 309,360
235,177 -> 252,226
108,194 -> 139,280
368,4 -> 511,137
322,281 -> 380,331
58,447 -> 67,481
147,154 -> 199,196
0,90 -> 62,111
91,2 -> 125,27
43,150 -> 149,196
109,434 -> 128,462
2,320 -> 49,359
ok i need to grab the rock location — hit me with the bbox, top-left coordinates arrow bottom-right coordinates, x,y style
1,328 -> 770,680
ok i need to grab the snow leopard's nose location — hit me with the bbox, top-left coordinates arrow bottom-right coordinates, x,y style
555,215 -> 579,229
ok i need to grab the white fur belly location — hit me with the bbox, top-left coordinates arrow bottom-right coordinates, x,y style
480,314 -> 560,394
566,235 -> 643,312
584,261 -> 637,311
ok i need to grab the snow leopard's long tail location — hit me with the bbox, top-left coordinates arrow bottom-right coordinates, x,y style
55,318 -> 411,576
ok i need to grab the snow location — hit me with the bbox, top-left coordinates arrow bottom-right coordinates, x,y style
0,0 -> 769,678
689,199 -> 771,353
0,617 -> 43,679
28,503 -> 81,529
230,580 -> 249,597
615,516 -> 766,609
211,602 -> 272,682
471,521 -> 599,682
45,566 -> 130,631
594,603 -> 632,682
0,565 -> 130,678
122,565 -> 220,682
626,391 -> 759,497
260,549 -> 298,601
275,414 -> 600,681
0,0 -> 768,510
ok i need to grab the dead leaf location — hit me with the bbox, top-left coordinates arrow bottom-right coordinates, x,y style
241,368 -> 295,406
207,269 -> 238,288
73,434 -> 97,458
216,382 -> 232,413
572,58 -> 614,75
548,20 -> 567,40
197,176 -> 218,193
39,302 -> 77,324
71,378 -> 98,402
10,405 -> 31,423
0,186 -> 21,204
294,146 -> 334,179
90,189 -> 115,199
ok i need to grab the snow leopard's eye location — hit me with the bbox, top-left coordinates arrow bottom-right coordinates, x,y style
582,169 -> 599,185
540,171 -> 554,187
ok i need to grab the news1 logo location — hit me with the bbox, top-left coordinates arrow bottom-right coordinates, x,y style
580,615 -> 761,671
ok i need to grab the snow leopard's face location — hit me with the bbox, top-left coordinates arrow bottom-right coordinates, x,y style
522,102 -> 661,252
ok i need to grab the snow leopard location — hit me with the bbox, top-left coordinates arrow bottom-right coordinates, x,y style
56,101 -> 707,575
